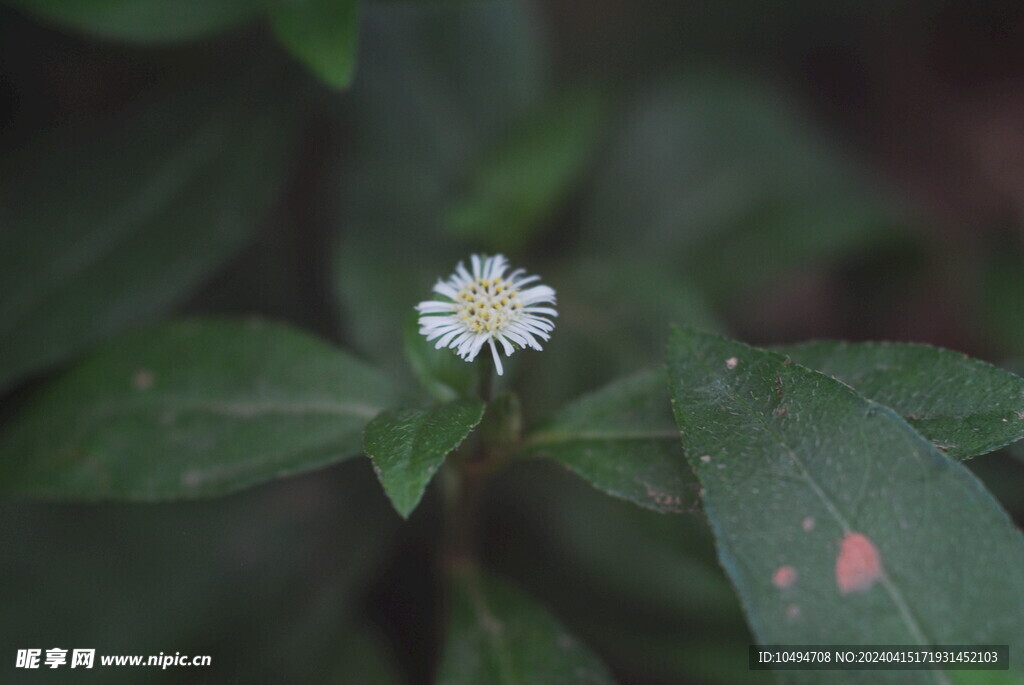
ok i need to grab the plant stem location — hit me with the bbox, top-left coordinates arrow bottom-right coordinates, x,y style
440,455 -> 485,573
441,353 -> 496,573
478,352 -> 495,404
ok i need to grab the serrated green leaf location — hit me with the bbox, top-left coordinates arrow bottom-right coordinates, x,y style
778,341 -> 1024,460
0,77 -> 297,392
438,567 -> 615,685
0,319 -> 393,500
4,0 -> 258,41
364,400 -> 484,518
523,370 -> 695,513
447,86 -> 607,253
268,0 -> 359,89
667,328 -> 1024,684
403,312 -> 477,402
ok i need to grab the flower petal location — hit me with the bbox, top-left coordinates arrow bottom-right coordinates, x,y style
489,339 -> 504,376
416,300 -> 457,313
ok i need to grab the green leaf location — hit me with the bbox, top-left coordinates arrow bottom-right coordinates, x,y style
268,0 -> 360,89
364,400 -> 484,518
0,78 -> 297,392
447,86 -> 607,253
0,319 -> 393,500
778,341 -> 1024,460
4,0 -> 258,41
667,329 -> 1024,675
438,567 -> 615,685
523,370 -> 695,513
403,312 -> 477,402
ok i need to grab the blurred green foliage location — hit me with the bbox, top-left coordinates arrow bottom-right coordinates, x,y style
2,0 -> 1024,682
5,0 -> 258,41
0,73 -> 299,392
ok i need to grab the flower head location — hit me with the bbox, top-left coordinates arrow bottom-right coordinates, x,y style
416,254 -> 557,375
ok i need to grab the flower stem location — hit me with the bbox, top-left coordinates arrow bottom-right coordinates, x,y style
478,352 -> 495,404
441,353 -> 498,574
440,454 -> 485,573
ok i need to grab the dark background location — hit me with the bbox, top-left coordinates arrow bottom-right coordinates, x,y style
2,1 -> 1023,683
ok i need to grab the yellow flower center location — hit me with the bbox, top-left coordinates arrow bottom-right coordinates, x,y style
456,275 -> 524,333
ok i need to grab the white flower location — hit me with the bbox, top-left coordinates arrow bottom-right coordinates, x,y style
416,254 -> 557,376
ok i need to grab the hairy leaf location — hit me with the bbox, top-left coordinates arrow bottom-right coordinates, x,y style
779,341 -> 1024,459
364,400 -> 485,518
667,328 -> 1024,684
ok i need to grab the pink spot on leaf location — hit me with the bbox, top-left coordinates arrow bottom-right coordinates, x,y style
801,516 -> 815,532
132,369 -> 154,390
835,532 -> 882,595
772,565 -> 798,589
642,482 -> 683,510
725,357 -> 738,369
